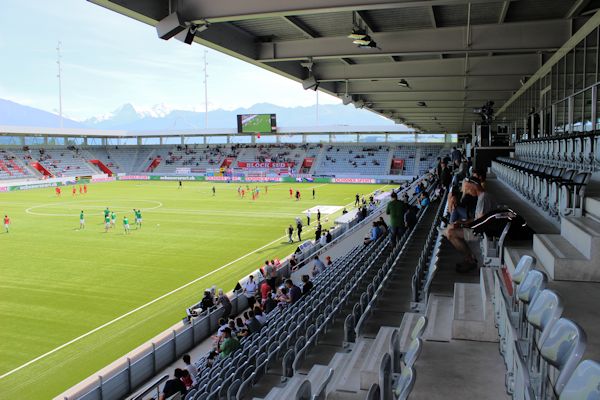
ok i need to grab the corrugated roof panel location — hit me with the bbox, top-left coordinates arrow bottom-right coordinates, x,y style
434,4 -> 468,28
231,18 -> 305,41
505,0 -> 573,22
470,2 -> 505,25
365,7 -> 433,32
297,12 -> 353,37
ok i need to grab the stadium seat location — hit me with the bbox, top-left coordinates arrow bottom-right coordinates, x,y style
558,360 -> 600,400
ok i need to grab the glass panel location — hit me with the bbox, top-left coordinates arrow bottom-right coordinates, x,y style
230,135 -> 252,144
87,138 -> 102,146
205,136 -> 227,144
183,136 -> 205,144
387,134 -> 417,142
279,134 -> 303,143
330,134 -> 357,143
162,137 -> 181,145
25,136 -> 45,145
558,56 -> 566,100
575,39 -> 585,92
0,136 -> 21,145
573,92 -> 584,133
255,134 -> 276,143
584,88 -> 593,132
555,101 -> 567,134
585,28 -> 598,88
566,50 -> 575,96
141,137 -> 160,145
65,137 -> 84,145
305,134 -> 330,143
358,133 -> 386,142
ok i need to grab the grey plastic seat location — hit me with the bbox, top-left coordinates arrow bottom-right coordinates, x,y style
410,316 -> 428,340
365,383 -> 381,400
312,367 -> 334,400
379,353 -> 393,400
236,372 -> 255,400
227,379 -> 241,400
402,338 -> 423,369
296,379 -> 312,400
540,318 -> 587,397
184,389 -> 197,400
512,255 -> 535,286
526,289 -> 563,346
559,360 -> 600,400
517,270 -> 547,305
394,366 -> 415,400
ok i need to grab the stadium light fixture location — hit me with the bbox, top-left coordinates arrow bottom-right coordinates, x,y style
348,28 -> 368,40
398,79 -> 410,88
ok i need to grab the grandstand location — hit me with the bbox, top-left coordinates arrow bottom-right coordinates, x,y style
3,0 -> 600,399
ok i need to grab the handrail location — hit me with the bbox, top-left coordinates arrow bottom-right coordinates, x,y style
125,374 -> 169,400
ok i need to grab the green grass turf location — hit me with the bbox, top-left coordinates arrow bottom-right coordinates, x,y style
0,180 -> 388,398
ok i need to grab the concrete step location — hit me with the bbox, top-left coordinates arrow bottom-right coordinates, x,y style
584,196 -> 600,222
533,234 -> 600,282
503,246 -> 536,276
561,216 -> 600,259
423,294 -> 453,342
451,269 -> 498,342
328,339 -> 373,398
359,327 -> 397,390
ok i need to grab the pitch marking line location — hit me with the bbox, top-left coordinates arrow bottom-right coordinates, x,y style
0,183 -> 388,380
25,200 -> 163,217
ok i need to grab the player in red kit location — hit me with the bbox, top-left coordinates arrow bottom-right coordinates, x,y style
72,187 -> 76,196
289,188 -> 293,198
83,184 -> 87,194
55,187 -> 61,197
3,215 -> 10,233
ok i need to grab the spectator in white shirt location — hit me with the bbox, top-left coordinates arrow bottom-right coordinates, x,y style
243,275 -> 258,308
182,354 -> 197,386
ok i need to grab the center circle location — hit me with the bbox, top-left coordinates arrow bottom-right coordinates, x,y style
25,200 -> 163,217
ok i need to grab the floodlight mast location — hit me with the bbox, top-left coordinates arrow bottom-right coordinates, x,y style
203,49 -> 208,128
56,41 -> 63,129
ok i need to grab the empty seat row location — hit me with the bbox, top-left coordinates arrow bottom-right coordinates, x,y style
492,157 -> 591,219
493,255 -> 599,399
514,133 -> 599,171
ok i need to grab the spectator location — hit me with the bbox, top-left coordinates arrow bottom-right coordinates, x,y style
404,205 -> 418,231
325,230 -> 332,243
451,146 -> 462,166
440,160 -> 452,189
180,369 -> 193,390
276,287 -> 290,308
315,223 -> 322,242
264,293 -> 277,314
325,256 -> 333,267
243,275 -> 258,308
289,254 -> 298,271
219,327 -> 240,358
159,369 -> 187,400
319,232 -> 327,246
267,260 -> 278,289
419,191 -> 430,208
288,224 -> 294,243
444,177 -> 497,273
386,191 -> 406,242
260,280 -> 271,305
200,290 -> 214,312
342,208 -> 348,214
182,354 -> 197,386
254,306 -> 266,325
245,310 -> 262,334
286,279 -> 302,304
378,216 -> 388,233
311,256 -> 326,277
301,275 -> 313,295
216,289 -> 232,320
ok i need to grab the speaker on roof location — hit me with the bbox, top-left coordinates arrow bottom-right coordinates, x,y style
302,76 -> 319,91
156,12 -> 186,40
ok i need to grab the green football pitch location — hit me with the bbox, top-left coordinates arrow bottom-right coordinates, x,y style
0,180 -> 387,399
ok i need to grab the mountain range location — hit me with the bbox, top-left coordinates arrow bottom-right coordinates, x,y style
0,99 -> 395,130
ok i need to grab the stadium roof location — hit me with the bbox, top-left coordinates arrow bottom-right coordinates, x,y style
88,0 -> 596,134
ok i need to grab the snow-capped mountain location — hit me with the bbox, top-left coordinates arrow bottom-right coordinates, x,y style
0,99 -> 396,130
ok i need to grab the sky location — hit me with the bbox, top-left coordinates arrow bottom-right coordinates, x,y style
0,0 -> 343,121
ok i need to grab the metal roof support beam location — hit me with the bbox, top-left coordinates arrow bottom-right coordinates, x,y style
498,1 -> 510,23
282,16 -> 319,38
313,54 -> 539,80
565,0 -> 592,19
356,11 -> 377,32
257,19 -> 571,61
429,6 -> 437,28
174,0 -> 519,23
